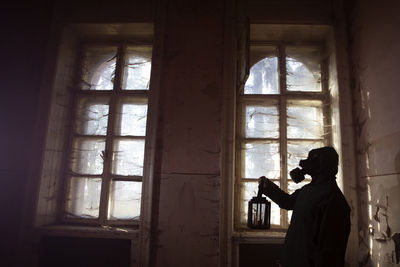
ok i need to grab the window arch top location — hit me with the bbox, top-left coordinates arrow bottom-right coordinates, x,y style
122,46 -> 152,90
244,57 -> 279,94
80,45 -> 152,91
80,46 -> 117,90
286,46 -> 321,92
244,46 -> 322,95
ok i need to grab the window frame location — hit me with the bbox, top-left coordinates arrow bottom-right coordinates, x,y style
234,42 -> 332,232
57,40 -> 154,227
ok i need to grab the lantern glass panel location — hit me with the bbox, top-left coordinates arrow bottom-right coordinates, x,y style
243,182 -> 280,226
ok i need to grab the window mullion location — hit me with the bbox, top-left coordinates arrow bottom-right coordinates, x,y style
278,45 -> 288,228
99,45 -> 125,224
321,51 -> 332,146
236,101 -> 245,230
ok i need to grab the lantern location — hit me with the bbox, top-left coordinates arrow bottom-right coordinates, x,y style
247,188 -> 271,229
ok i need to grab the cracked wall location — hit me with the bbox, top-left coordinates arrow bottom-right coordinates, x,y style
348,0 -> 400,265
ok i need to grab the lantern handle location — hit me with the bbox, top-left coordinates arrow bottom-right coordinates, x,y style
257,184 -> 262,198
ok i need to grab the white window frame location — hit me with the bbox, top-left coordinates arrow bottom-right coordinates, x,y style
234,43 -> 332,231
59,41 -> 153,227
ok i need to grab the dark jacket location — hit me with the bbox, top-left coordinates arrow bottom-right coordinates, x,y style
264,178 -> 350,267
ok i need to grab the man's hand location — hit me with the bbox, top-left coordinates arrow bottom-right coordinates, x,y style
258,176 -> 269,194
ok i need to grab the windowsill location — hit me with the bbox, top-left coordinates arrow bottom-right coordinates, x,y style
232,230 -> 286,244
36,224 -> 139,240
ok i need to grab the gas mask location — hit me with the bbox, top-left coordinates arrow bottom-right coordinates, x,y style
289,147 -> 339,183
289,150 -> 321,183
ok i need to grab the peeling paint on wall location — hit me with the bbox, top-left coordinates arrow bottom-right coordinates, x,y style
347,0 -> 400,266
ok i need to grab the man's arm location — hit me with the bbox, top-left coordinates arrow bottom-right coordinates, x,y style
259,176 -> 301,210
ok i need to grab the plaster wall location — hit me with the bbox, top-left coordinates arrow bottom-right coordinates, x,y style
348,0 -> 400,265
151,0 -> 224,266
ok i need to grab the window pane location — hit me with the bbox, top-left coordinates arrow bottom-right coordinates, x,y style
108,181 -> 142,220
112,139 -> 145,176
242,182 -> 280,226
115,100 -> 148,136
66,177 -> 102,218
244,105 -> 279,138
286,47 -> 321,92
81,46 -> 117,90
287,140 -> 325,176
75,97 -> 109,135
122,46 -> 152,90
287,100 -> 324,139
243,142 -> 280,179
70,138 -> 106,175
244,57 -> 279,94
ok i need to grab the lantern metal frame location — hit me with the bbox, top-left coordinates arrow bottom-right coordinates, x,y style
247,189 -> 271,229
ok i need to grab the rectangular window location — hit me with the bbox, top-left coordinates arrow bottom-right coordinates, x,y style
63,43 -> 152,225
235,44 -> 331,230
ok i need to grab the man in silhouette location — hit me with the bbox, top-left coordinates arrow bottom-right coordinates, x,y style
259,147 -> 350,267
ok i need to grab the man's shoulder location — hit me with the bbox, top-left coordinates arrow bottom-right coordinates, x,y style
328,182 -> 351,211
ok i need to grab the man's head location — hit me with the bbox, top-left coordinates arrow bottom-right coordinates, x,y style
300,146 -> 339,177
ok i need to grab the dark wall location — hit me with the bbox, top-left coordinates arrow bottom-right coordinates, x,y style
239,244 -> 282,267
243,0 -> 332,23
53,0 -> 155,23
38,236 -> 130,267
1,2 -> 54,266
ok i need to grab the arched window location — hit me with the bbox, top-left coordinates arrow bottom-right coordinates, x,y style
235,45 -> 330,230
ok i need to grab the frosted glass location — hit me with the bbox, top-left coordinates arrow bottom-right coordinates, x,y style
243,142 -> 280,179
81,46 -> 117,90
116,103 -> 148,136
122,47 -> 152,90
244,57 -> 279,94
287,103 -> 324,139
287,140 -> 324,176
112,139 -> 145,176
75,99 -> 109,135
244,105 -> 279,138
242,182 -> 280,226
286,47 -> 321,92
66,177 -> 101,218
108,181 -> 142,220
71,138 -> 105,175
